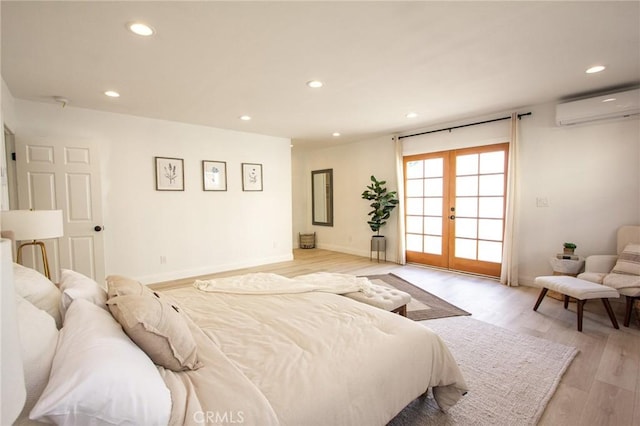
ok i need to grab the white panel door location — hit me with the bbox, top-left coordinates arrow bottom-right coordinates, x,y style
16,138 -> 105,283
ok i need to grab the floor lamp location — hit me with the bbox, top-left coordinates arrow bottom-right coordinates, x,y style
0,210 -> 64,280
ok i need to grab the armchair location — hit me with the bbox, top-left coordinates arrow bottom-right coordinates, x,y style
577,225 -> 640,327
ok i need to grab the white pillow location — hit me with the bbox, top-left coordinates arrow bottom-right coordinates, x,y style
58,269 -> 108,319
14,294 -> 59,425
30,299 -> 172,425
13,263 -> 62,328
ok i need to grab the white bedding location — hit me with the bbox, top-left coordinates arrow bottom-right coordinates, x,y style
160,273 -> 468,426
194,271 -> 373,295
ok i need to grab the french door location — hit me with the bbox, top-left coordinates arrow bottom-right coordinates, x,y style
404,143 -> 509,277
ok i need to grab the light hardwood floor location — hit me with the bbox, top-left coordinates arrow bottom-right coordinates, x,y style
151,249 -> 640,426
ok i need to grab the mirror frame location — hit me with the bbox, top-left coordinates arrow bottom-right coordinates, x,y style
311,169 -> 333,227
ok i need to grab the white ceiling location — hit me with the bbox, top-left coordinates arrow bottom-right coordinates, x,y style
2,1 -> 639,149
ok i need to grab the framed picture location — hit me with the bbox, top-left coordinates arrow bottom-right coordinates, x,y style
241,163 -> 263,191
155,157 -> 184,191
202,160 -> 227,191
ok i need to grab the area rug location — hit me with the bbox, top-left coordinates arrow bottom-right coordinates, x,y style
388,316 -> 579,426
363,273 -> 470,321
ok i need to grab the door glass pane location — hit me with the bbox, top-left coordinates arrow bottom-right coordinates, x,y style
406,198 -> 423,215
479,151 -> 504,174
424,197 -> 442,216
424,217 -> 442,235
478,240 -> 502,263
406,179 -> 423,197
478,219 -> 503,241
479,197 -> 504,218
479,174 -> 504,196
424,178 -> 443,196
424,236 -> 442,255
406,161 -> 424,179
406,216 -> 423,233
456,154 -> 478,175
456,197 -> 478,217
406,234 -> 423,251
455,238 -> 476,259
456,218 -> 477,239
456,176 -> 478,196
424,158 -> 443,178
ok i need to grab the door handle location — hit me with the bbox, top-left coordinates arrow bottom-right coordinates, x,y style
94,225 -> 104,232
449,215 -> 456,220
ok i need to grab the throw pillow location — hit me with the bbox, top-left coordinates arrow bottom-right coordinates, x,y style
106,274 -> 155,298
107,294 -> 202,371
611,243 -> 640,276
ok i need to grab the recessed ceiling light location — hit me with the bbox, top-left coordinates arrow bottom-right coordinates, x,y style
127,22 -> 155,36
406,112 -> 418,118
239,115 -> 252,121
104,91 -> 120,98
332,132 -> 341,137
306,80 -> 324,89
586,65 -> 605,74
602,97 -> 616,103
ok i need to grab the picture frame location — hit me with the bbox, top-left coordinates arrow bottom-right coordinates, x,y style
241,163 -> 263,191
155,157 -> 184,191
202,160 -> 227,191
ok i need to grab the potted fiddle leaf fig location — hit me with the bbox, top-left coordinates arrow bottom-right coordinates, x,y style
361,175 -> 399,261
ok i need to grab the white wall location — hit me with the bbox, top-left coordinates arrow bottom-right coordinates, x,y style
517,102 -> 640,284
9,100 -> 293,283
293,103 -> 640,285
1,80 -> 17,212
1,79 -> 16,131
293,135 -> 399,260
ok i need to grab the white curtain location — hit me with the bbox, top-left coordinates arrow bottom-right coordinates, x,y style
500,113 -> 520,286
394,135 -> 406,264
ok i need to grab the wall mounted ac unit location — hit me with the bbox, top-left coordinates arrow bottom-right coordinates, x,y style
556,88 -> 640,126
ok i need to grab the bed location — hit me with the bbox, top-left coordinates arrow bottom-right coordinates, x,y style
9,258 -> 468,426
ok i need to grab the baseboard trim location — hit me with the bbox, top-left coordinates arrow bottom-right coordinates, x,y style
135,253 -> 294,285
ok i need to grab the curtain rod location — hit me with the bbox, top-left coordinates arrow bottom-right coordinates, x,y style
398,112 -> 532,140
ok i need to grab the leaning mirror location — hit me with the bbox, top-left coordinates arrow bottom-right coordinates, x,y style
312,169 -> 333,227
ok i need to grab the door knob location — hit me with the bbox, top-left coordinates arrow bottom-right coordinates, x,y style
94,226 -> 103,232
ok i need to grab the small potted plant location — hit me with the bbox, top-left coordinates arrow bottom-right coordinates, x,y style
563,242 -> 577,255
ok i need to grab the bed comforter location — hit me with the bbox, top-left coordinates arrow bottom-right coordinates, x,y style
159,273 -> 468,426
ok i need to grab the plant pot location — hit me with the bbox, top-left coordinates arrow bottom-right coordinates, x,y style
563,248 -> 575,255
371,235 -> 386,251
370,236 -> 386,263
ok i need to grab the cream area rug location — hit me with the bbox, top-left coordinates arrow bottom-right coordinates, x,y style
388,316 -> 578,426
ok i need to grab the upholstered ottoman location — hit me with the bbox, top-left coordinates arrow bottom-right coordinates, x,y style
344,284 -> 412,316
533,275 -> 620,331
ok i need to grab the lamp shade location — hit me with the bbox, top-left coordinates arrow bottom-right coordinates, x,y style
0,210 -> 64,241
